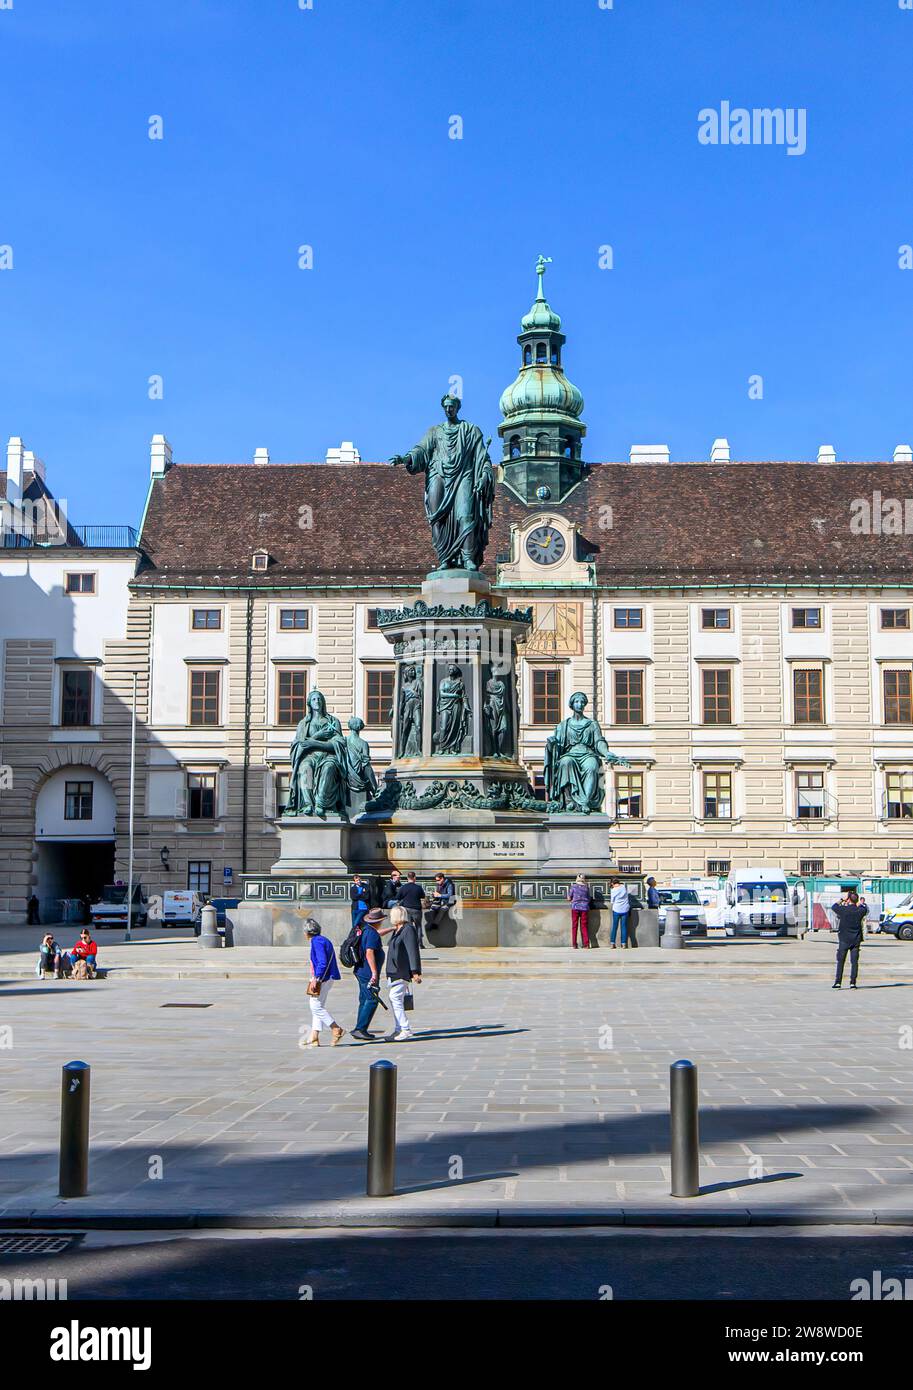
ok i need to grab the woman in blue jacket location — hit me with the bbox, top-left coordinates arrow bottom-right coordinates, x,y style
304,918 -> 344,1047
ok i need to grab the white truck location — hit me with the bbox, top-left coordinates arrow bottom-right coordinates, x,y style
90,884 -> 149,930
723,867 -> 798,937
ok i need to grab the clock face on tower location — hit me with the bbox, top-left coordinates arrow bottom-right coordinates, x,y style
525,524 -> 567,566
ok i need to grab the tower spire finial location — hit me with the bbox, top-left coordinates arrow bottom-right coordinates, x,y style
535,254 -> 552,301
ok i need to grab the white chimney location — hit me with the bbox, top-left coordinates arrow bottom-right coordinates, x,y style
710,438 -> 730,463
23,448 -> 46,482
817,444 -> 837,464
629,444 -> 670,465
5,436 -> 24,507
325,440 -> 361,465
150,434 -> 172,478
893,444 -> 913,463
253,447 -> 270,465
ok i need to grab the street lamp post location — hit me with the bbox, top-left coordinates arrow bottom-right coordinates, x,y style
125,670 -> 137,943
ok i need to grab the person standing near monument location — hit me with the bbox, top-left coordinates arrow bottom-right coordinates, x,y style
567,874 -> 591,949
389,394 -> 494,572
397,871 -> 428,946
350,874 -> 370,930
609,877 -> 631,949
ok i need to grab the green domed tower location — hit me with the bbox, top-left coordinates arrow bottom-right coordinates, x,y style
497,256 -> 587,505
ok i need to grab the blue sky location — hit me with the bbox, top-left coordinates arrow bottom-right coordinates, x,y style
2,0 -> 912,525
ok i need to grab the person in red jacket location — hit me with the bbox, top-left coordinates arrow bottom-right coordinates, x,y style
64,928 -> 98,977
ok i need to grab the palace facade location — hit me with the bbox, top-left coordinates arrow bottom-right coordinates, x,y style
3,272 -> 913,922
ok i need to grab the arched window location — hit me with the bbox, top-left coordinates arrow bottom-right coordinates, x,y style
551,347 -> 559,365
535,342 -> 547,363
509,436 -> 521,460
523,345 -> 532,366
535,433 -> 549,456
561,437 -> 574,459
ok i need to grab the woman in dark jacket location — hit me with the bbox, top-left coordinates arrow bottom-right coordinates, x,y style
304,918 -> 344,1046
384,905 -> 422,1042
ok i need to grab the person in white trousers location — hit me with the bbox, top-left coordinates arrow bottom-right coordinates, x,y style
384,905 -> 422,1041
305,918 -> 344,1047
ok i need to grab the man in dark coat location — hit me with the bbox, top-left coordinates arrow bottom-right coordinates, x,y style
831,890 -> 867,989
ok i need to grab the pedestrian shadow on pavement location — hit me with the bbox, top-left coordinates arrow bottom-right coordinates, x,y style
346,1026 -> 528,1044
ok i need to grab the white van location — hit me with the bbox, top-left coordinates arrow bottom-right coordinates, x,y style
724,867 -> 798,937
161,890 -> 205,926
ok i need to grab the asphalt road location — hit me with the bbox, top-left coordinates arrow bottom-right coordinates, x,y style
4,1228 -> 913,1300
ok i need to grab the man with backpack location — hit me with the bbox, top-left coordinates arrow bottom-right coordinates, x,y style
344,906 -> 387,1040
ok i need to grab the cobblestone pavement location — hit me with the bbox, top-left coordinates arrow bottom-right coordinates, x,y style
1,971 -> 912,1225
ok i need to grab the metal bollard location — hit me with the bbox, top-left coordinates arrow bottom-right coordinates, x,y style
199,903 -> 221,950
59,1061 -> 90,1198
670,1059 -> 700,1197
661,904 -> 684,950
366,1060 -> 397,1197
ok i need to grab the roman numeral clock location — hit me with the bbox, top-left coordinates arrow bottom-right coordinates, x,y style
525,523 -> 567,566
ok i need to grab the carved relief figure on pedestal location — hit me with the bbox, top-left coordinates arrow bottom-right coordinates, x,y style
344,716 -> 378,797
434,663 -> 472,754
286,689 -> 350,819
396,663 -> 423,758
483,672 -> 511,758
544,691 -> 628,814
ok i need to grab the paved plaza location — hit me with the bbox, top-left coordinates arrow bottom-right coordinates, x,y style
2,952 -> 913,1227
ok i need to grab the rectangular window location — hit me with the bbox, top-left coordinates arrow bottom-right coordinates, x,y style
64,572 -> 95,595
701,608 -> 731,630
615,771 -> 643,818
64,780 -> 93,821
618,861 -> 641,875
707,859 -> 730,876
187,773 -> 216,820
191,608 -> 222,630
701,668 -> 732,724
530,668 -> 562,726
791,607 -> 822,630
796,770 -> 825,819
793,668 -> 825,724
279,608 -> 310,631
800,859 -> 824,877
703,771 -> 732,819
880,608 -> 911,630
613,607 -> 643,630
890,859 -> 913,874
188,861 -> 211,895
276,771 -> 292,816
884,669 -> 913,725
276,669 -> 309,725
613,668 -> 644,725
365,667 -> 395,727
365,609 -> 380,630
60,669 -> 92,727
189,669 -> 220,726
885,770 -> 913,819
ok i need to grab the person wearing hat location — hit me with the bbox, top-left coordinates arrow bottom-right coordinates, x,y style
351,906 -> 387,1041
304,918 -> 344,1047
645,877 -> 661,910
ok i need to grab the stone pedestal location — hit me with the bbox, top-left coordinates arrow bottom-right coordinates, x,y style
270,816 -> 349,875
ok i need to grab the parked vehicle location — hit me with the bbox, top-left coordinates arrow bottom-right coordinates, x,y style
724,867 -> 797,937
208,897 -> 239,931
879,893 -> 913,941
90,883 -> 149,930
161,890 -> 205,927
658,888 -> 707,936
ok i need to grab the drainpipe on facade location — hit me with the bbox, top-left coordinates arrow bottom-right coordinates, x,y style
241,593 -> 253,875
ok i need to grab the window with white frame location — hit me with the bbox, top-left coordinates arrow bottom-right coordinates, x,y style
796,769 -> 826,819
